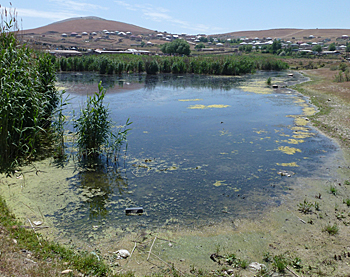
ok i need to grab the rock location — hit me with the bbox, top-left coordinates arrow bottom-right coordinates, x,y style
114,249 -> 130,259
249,262 -> 266,271
33,221 -> 43,226
61,269 -> 73,274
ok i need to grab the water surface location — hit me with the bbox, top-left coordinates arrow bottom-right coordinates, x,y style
7,72 -> 340,243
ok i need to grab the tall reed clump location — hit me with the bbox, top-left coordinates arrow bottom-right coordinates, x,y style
0,7 -> 60,173
58,54 -> 289,76
74,81 -> 131,161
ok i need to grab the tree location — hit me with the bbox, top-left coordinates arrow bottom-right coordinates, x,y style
270,40 -> 282,54
346,44 -> 350,53
195,43 -> 205,50
312,44 -> 322,54
161,39 -> 191,56
328,43 -> 336,51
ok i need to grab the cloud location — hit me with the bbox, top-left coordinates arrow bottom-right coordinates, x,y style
114,0 -> 220,33
11,1 -> 108,23
49,0 -> 108,12
12,8 -> 80,21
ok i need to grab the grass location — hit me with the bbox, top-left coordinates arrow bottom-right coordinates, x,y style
329,186 -> 338,196
323,224 -> 339,235
0,196 -> 111,276
345,199 -> 350,207
298,199 -> 314,214
272,254 -> 288,273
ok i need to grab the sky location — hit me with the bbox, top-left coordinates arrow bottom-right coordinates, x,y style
3,0 -> 350,35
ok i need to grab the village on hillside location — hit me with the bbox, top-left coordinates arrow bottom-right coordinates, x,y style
21,21 -> 350,58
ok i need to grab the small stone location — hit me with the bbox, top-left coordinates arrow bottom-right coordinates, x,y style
114,249 -> 130,259
180,258 -> 185,262
61,269 -> 73,274
168,242 -> 173,247
227,269 -> 234,274
249,262 -> 266,271
12,239 -> 17,244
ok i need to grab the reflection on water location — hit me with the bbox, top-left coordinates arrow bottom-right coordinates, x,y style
48,71 -> 339,241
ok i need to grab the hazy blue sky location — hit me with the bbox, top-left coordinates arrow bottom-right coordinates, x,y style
3,0 -> 350,34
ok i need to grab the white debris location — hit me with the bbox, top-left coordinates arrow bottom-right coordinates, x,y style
114,249 -> 130,259
61,269 -> 73,274
249,262 -> 266,271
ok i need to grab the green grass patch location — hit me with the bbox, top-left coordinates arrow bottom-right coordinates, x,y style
0,196 -> 111,276
323,223 -> 339,235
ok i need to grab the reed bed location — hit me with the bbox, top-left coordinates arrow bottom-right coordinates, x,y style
57,54 -> 289,75
0,11 -> 59,173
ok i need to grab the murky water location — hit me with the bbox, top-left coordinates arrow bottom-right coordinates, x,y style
2,72 -> 339,244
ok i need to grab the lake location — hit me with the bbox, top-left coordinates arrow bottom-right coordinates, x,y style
1,71 -> 339,245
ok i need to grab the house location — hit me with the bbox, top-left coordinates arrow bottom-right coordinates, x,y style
48,50 -> 82,57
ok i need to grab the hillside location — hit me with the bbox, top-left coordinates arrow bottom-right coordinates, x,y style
218,28 -> 350,40
23,16 -> 154,35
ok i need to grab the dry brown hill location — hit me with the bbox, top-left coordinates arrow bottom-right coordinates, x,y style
218,28 -> 350,40
23,16 -> 154,35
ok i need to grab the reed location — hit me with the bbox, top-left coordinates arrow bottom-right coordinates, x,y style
0,9 -> 59,173
74,81 -> 131,161
57,54 -> 289,76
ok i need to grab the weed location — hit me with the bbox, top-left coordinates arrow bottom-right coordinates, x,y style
345,180 -> 350,185
239,259 -> 249,269
314,201 -> 320,211
329,186 -> 338,196
323,224 -> 339,235
298,199 -> 313,214
263,252 -> 272,263
336,212 -> 346,220
291,257 -> 303,269
273,254 -> 288,273
266,77 -> 272,85
215,243 -> 221,256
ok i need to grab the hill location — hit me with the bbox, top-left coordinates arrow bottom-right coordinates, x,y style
23,16 -> 154,35
218,28 -> 350,40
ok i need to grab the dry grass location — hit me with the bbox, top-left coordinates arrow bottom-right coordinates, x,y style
0,226 -> 62,277
294,66 -> 350,148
